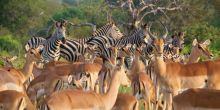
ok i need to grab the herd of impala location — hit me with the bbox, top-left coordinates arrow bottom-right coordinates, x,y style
0,21 -> 219,110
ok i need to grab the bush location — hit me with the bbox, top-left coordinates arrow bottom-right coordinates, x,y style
183,22 -> 220,58
0,34 -> 22,54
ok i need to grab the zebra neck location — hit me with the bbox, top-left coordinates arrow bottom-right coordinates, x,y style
50,39 -> 61,52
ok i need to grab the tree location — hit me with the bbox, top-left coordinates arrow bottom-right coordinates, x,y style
0,0 -> 62,36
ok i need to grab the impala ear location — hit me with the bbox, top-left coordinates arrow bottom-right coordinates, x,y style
55,22 -> 61,28
203,39 -> 211,46
24,53 -> 27,58
192,39 -> 198,46
10,56 -> 17,61
25,44 -> 30,52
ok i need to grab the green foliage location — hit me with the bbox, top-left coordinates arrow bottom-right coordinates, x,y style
183,22 -> 220,58
0,0 -> 63,35
0,35 -> 21,53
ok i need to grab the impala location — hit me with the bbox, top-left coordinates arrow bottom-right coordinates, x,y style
40,61 -> 131,110
129,47 -> 158,110
1,48 -> 41,84
0,90 -> 36,110
27,73 -> 75,107
112,93 -> 139,110
173,88 -> 220,110
182,39 -> 213,64
149,29 -> 218,110
0,55 -> 17,68
0,49 -> 41,92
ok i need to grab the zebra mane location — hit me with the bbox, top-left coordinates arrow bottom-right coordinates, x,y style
92,22 -> 113,36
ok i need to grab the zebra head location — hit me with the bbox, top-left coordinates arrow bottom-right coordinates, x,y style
54,21 -> 67,44
108,22 -> 123,39
92,22 -> 123,39
170,31 -> 185,52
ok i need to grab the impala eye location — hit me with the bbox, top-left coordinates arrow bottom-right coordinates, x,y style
198,45 -> 202,49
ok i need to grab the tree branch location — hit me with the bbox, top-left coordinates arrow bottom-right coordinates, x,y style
140,5 -> 182,22
68,22 -> 97,32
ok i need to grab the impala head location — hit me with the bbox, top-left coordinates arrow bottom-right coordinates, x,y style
113,65 -> 131,86
0,56 -> 17,67
148,22 -> 168,56
192,39 -> 213,59
53,21 -> 66,44
71,72 -> 91,91
25,48 -> 41,62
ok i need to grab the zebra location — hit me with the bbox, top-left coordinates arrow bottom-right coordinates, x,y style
24,22 -> 123,62
163,31 -> 185,61
92,22 -> 123,39
24,22 -> 123,51
59,22 -> 124,62
25,36 -> 46,52
85,24 -> 154,66
40,21 -> 67,63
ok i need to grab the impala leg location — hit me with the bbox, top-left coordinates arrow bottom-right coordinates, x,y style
155,78 -> 160,110
143,100 -> 148,110
163,92 -> 172,110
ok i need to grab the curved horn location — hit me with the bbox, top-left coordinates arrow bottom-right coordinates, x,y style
159,20 -> 168,39
148,22 -> 157,40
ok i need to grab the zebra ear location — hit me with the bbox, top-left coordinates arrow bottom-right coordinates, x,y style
84,44 -> 88,48
132,44 -> 137,49
126,44 -> 132,49
105,43 -> 111,48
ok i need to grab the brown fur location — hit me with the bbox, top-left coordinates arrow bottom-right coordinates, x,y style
0,90 -> 36,110
42,66 -> 130,110
153,38 -> 219,110
1,49 -> 41,84
112,93 -> 139,110
173,88 -> 220,110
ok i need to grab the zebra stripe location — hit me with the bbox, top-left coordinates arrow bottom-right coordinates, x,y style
25,37 -> 46,51
60,22 -> 123,62
40,22 -> 66,63
92,22 -> 123,39
117,28 -> 151,47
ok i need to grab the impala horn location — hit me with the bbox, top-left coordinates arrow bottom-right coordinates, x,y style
159,20 -> 168,39
148,22 -> 157,40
